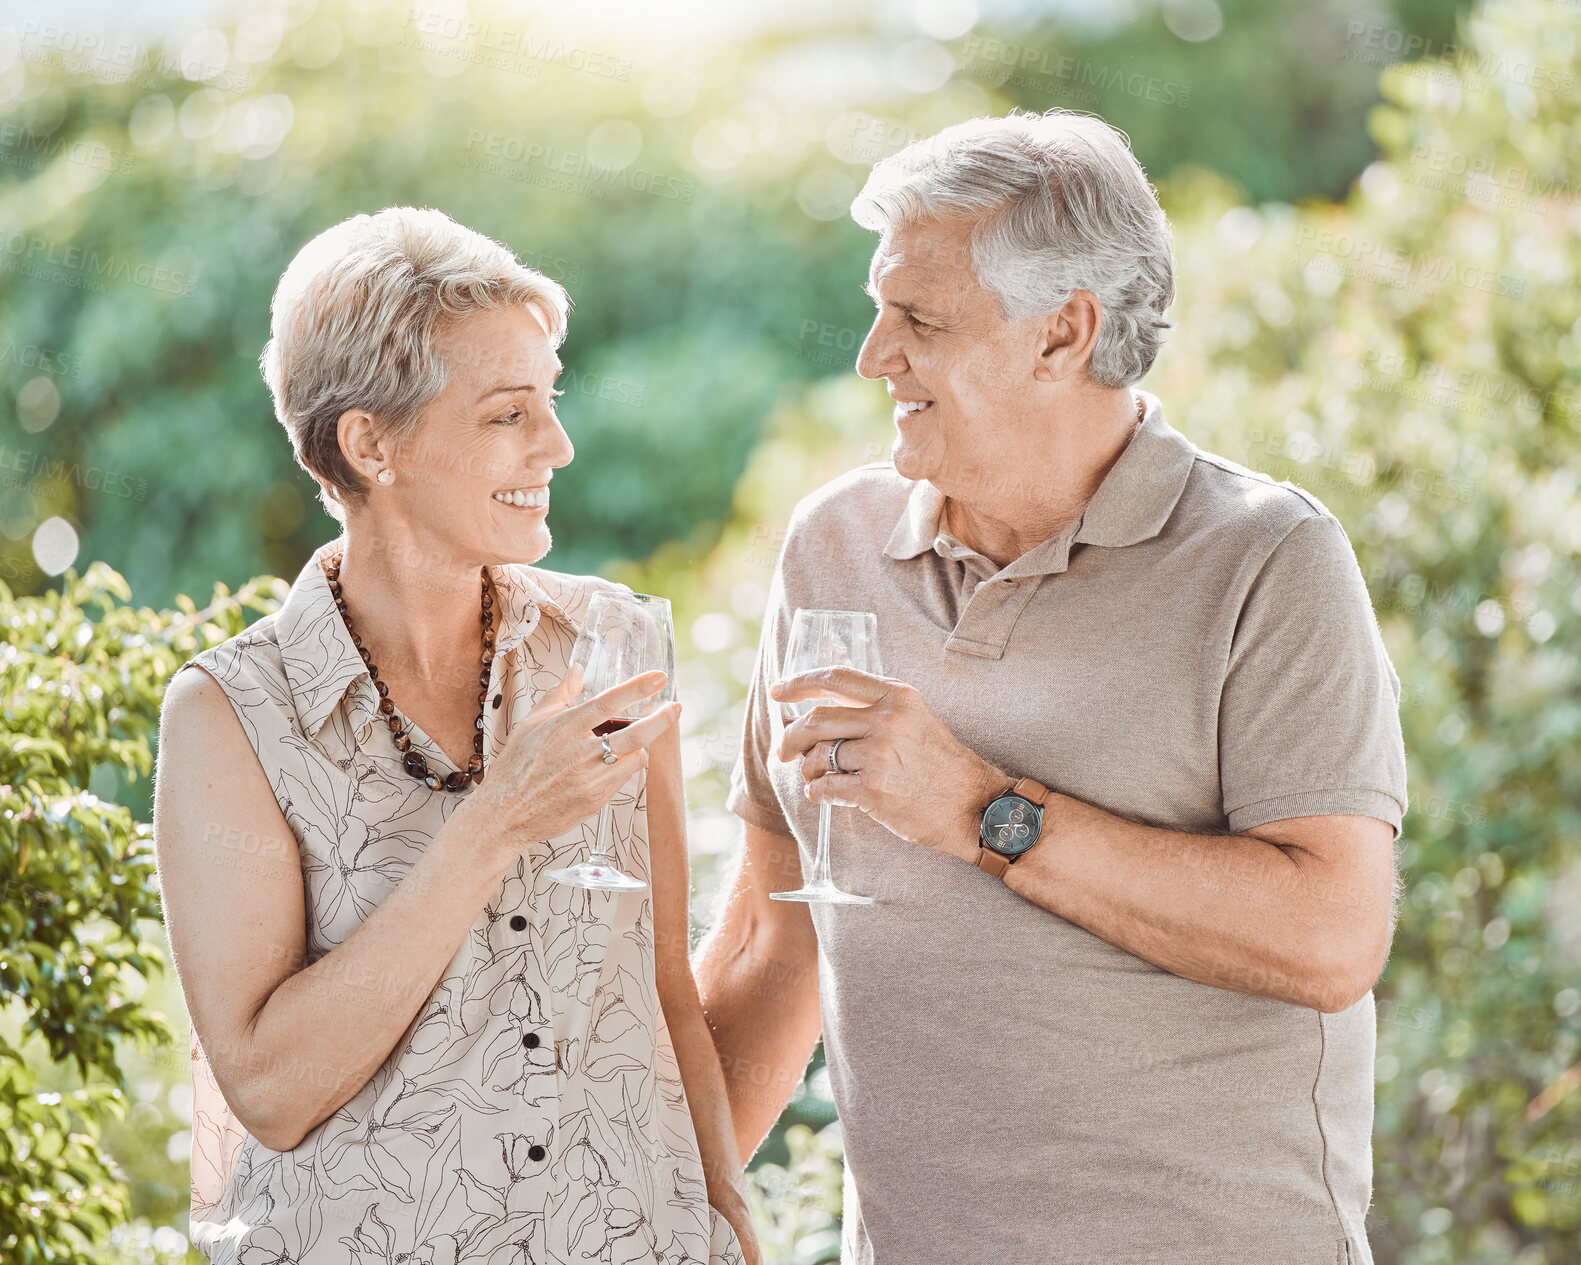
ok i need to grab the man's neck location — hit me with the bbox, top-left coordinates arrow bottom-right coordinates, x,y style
941,391 -> 1143,569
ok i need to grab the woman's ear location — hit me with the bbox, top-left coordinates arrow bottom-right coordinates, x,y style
337,407 -> 389,483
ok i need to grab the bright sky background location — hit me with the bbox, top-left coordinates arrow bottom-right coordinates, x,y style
8,0 -> 1130,47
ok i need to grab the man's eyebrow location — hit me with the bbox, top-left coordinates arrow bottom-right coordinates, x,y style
864,279 -> 945,320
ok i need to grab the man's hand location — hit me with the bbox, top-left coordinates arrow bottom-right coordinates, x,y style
771,667 -> 1007,862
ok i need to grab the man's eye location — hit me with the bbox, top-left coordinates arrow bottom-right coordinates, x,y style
907,313 -> 933,331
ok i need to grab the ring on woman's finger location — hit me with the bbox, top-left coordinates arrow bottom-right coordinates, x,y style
600,736 -> 618,765
828,737 -> 850,775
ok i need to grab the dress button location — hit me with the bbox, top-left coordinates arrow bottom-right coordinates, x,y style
509,915 -> 527,931
527,1144 -> 546,1162
522,1032 -> 541,1049
492,693 -> 502,709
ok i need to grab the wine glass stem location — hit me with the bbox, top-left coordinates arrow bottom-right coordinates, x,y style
589,800 -> 614,864
809,801 -> 835,888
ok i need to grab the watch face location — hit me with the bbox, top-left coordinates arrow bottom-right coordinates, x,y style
981,794 -> 1042,856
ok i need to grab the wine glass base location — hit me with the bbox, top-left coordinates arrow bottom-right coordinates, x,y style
771,884 -> 876,905
544,863 -> 649,892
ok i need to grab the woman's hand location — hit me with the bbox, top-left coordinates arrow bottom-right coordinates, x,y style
465,666 -> 680,865
713,1191 -> 763,1265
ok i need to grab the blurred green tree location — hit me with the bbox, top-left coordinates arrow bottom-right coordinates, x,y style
0,0 -> 1472,620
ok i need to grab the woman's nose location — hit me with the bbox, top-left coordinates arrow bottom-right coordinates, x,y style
540,414 -> 575,469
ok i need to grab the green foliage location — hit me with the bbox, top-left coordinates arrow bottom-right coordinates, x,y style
0,564 -> 282,1263
1140,2 -> 1581,1254
968,0 -> 1467,203
0,0 -> 1470,612
4,0 -> 1578,1262
742,1124 -> 845,1265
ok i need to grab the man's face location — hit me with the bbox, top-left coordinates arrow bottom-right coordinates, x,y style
854,217 -> 1038,501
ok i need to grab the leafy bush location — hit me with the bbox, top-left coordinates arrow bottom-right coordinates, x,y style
0,565 -> 280,1263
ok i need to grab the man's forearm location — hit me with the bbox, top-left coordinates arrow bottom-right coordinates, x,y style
951,791 -> 1391,1011
694,923 -> 822,1164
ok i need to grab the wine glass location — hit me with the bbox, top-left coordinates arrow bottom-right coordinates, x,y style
770,608 -> 881,906
544,591 -> 675,892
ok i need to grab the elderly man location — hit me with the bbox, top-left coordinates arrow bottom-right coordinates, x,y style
696,109 -> 1407,1265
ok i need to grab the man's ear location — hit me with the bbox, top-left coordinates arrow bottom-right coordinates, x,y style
1032,290 -> 1103,383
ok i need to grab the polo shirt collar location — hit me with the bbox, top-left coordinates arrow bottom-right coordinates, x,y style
882,390 -> 1196,567
273,536 -> 566,740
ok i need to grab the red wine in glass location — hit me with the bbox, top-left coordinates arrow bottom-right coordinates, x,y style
592,717 -> 636,737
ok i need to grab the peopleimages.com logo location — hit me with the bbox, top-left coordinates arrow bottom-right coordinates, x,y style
0,228 -> 198,297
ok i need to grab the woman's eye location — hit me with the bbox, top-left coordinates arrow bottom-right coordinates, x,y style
492,409 -> 524,426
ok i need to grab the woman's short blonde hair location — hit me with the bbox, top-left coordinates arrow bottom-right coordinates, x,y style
260,206 -> 572,523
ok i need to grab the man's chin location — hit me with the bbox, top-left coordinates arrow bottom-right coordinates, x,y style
890,443 -> 936,486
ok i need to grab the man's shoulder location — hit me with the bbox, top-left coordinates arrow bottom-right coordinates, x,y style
1179,444 -> 1340,548
787,461 -> 911,540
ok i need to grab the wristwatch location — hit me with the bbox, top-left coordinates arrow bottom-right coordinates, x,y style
974,777 -> 1051,878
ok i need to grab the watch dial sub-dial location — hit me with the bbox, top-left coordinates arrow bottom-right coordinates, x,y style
985,796 -> 1041,854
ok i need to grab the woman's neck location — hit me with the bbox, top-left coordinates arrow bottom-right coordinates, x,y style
325,530 -> 487,691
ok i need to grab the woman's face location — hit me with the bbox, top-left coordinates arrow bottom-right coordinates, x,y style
383,303 -> 574,567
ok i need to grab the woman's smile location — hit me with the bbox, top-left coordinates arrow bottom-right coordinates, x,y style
491,486 -> 550,516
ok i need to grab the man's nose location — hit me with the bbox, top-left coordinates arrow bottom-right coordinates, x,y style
855,315 -> 906,381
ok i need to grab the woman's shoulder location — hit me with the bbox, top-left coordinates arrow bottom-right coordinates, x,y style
170,614 -> 293,712
494,564 -> 635,628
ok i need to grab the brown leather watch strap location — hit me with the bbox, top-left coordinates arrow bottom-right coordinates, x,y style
1010,776 -> 1050,807
974,845 -> 1011,878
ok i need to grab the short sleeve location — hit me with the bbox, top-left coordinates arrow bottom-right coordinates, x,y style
1219,512 -> 1409,837
726,556 -> 795,839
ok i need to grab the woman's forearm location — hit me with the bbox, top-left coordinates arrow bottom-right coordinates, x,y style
661,971 -> 749,1209
241,799 -> 509,1149
643,723 -> 752,1228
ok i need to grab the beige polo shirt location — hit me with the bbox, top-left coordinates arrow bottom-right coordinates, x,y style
728,391 -> 1407,1265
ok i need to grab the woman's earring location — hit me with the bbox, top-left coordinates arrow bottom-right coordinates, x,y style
376,468 -> 394,484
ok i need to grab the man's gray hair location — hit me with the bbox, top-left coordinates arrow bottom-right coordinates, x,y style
850,109 -> 1174,387
261,206 -> 571,523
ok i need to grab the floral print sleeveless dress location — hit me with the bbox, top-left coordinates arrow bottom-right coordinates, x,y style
174,537 -> 745,1265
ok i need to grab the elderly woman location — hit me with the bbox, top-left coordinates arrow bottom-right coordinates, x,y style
153,207 -> 757,1265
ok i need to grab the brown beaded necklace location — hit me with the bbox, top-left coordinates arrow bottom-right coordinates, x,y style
322,549 -> 492,792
